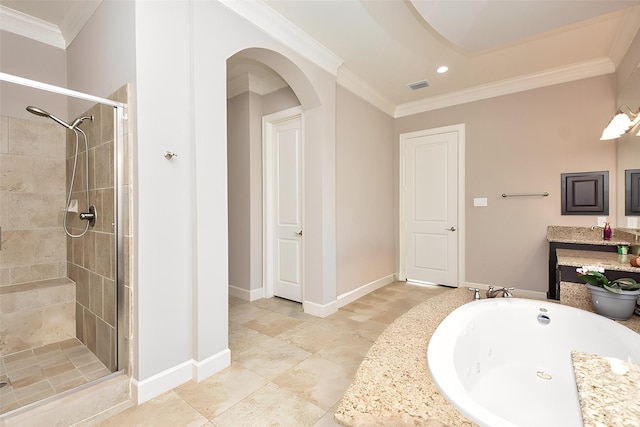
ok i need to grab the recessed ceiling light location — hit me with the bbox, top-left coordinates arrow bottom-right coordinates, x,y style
437,66 -> 449,74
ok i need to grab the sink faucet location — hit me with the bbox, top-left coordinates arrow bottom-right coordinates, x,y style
486,286 -> 515,298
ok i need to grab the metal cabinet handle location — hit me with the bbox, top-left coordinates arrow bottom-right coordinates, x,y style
446,227 -> 456,231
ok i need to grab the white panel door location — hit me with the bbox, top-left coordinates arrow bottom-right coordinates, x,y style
268,115 -> 303,302
401,129 -> 459,286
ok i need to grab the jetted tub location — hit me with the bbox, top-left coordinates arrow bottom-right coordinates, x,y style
427,298 -> 640,427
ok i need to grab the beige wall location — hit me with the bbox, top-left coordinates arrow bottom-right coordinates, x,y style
336,86 -> 395,295
263,87 -> 301,116
227,92 -> 252,292
0,31 -> 67,121
396,75 -> 617,293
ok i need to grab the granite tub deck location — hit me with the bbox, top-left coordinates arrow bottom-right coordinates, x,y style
334,284 -> 640,427
572,351 -> 640,427
334,287 -> 474,427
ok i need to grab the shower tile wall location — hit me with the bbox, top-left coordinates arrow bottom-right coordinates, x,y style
0,83 -> 131,382
0,116 -> 75,355
0,117 -> 67,285
67,88 -> 125,372
67,83 -> 132,375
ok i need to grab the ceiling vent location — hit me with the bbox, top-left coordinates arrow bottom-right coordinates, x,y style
407,80 -> 429,90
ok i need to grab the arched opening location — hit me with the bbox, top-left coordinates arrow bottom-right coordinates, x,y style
224,47 -> 327,370
226,50 -> 304,304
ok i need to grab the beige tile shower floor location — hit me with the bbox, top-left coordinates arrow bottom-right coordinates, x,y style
99,282 -> 452,427
0,338 -> 111,415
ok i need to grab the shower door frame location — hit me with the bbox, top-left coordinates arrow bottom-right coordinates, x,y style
0,72 -> 128,373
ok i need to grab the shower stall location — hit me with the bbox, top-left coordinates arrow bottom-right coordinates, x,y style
0,72 -> 130,417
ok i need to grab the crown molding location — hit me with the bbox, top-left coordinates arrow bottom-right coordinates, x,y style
218,0 -> 343,76
227,72 -> 289,99
59,1 -> 102,48
0,2 -> 100,49
337,67 -> 396,116
394,57 -> 616,118
608,5 -> 640,68
0,5 -> 65,49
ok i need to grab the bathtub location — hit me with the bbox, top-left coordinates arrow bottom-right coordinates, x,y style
427,298 -> 640,427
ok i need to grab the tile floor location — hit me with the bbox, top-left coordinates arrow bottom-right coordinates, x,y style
98,281 -> 452,427
0,339 -> 112,415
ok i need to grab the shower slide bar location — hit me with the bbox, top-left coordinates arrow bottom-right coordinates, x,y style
502,192 -> 549,198
0,72 -> 125,108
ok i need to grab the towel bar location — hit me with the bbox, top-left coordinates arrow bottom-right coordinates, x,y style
502,192 -> 549,198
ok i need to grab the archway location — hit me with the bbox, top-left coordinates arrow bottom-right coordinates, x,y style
226,51 -> 305,303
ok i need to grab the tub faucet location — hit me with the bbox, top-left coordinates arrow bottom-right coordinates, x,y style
486,286 -> 515,298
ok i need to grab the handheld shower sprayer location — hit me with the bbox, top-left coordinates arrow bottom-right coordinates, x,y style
25,105 -> 95,238
26,106 -> 93,130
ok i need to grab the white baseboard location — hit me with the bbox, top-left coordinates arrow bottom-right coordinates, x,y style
336,274 -> 396,308
132,361 -> 192,405
302,274 -> 397,318
229,284 -> 264,301
132,349 -> 231,404
303,299 -> 338,318
465,281 -> 547,300
192,348 -> 231,382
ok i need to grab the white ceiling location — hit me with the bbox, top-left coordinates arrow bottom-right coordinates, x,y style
2,0 -> 640,115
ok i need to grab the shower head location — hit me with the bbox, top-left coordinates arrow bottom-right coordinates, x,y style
25,106 -> 50,117
26,106 -> 74,129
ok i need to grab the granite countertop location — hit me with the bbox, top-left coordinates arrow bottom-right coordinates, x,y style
618,228 -> 640,240
572,351 -> 640,427
547,225 -> 636,246
556,249 -> 640,274
334,284 -> 640,426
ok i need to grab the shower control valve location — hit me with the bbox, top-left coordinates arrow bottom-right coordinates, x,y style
79,205 -> 97,227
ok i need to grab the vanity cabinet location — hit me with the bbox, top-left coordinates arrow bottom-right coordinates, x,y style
547,226 -> 640,300
548,243 -> 616,299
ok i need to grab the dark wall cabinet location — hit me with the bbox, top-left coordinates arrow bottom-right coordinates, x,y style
561,171 -> 609,216
626,169 -> 640,216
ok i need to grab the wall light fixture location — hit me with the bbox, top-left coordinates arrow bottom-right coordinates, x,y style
600,106 -> 640,140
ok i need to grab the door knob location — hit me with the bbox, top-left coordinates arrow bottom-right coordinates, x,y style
446,227 -> 456,231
